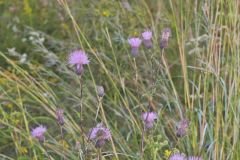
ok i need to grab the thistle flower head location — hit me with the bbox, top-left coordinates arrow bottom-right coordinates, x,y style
141,111 -> 158,129
142,30 -> 152,40
160,28 -> 171,49
176,119 -> 190,137
68,50 -> 89,75
88,123 -> 111,140
169,153 -> 186,160
161,28 -> 171,40
56,108 -> 64,126
31,125 -> 47,141
68,50 -> 90,65
88,123 -> 111,148
187,156 -> 202,160
142,30 -> 153,48
142,112 -> 158,122
128,37 -> 142,48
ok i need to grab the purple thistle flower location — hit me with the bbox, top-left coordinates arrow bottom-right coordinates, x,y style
88,123 -> 111,140
31,125 -> 47,142
68,50 -> 90,75
187,156 -> 202,160
142,30 -> 153,48
176,119 -> 190,137
56,108 -> 64,126
128,37 -> 142,57
169,153 -> 186,160
128,37 -> 142,48
141,112 -> 158,130
88,123 -> 111,148
160,28 -> 171,49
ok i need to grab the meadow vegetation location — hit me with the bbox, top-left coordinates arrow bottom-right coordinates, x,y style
0,0 -> 240,159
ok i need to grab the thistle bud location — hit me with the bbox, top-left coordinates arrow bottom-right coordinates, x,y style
97,86 -> 105,97
176,119 -> 189,137
75,64 -> 84,75
56,108 -> 64,126
160,28 -> 171,49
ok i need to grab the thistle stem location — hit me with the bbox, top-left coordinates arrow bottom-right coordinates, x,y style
60,126 -> 65,160
97,148 -> 102,160
133,58 -> 140,98
140,126 -> 145,159
78,75 -> 86,154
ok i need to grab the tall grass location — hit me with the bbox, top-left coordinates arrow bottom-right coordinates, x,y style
0,0 -> 240,159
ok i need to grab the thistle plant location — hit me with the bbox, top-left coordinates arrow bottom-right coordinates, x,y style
140,111 -> 158,158
128,37 -> 142,57
142,30 -> 153,48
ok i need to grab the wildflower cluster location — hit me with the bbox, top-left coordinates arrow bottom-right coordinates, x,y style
29,26 -> 200,159
127,30 -> 153,56
128,28 -> 171,56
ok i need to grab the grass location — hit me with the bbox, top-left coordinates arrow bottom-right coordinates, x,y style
0,0 -> 240,159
